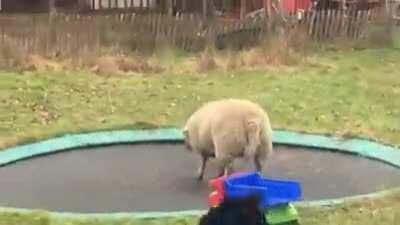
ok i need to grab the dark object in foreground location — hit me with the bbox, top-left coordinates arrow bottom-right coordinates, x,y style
199,195 -> 267,225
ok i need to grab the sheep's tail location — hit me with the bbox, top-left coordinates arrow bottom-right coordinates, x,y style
244,117 -> 273,160
244,120 -> 261,159
262,117 -> 274,158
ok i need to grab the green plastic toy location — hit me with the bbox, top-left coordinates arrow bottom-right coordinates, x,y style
266,204 -> 299,225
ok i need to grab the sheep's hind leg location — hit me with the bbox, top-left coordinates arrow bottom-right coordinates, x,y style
216,157 -> 234,178
254,139 -> 272,174
254,147 -> 269,174
254,154 -> 263,172
214,134 -> 236,178
224,162 -> 234,176
217,165 -> 225,177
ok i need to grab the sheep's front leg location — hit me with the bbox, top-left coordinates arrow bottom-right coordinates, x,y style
197,154 -> 209,181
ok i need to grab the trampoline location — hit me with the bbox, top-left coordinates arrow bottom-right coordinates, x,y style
0,129 -> 400,214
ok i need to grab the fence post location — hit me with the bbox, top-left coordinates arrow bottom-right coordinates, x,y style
309,10 -> 316,36
240,0 -> 246,20
202,0 -> 207,19
384,0 -> 394,43
49,0 -> 56,15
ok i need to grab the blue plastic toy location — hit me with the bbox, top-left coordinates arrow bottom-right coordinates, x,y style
223,172 -> 302,209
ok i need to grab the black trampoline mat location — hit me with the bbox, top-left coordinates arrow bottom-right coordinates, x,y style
1,143 -> 400,213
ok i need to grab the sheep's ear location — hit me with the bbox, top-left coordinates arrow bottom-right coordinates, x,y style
182,128 -> 189,138
182,128 -> 192,151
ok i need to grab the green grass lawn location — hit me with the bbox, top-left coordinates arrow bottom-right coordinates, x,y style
0,48 -> 399,149
0,48 -> 400,225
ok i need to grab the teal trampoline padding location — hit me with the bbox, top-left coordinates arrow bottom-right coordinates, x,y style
0,128 -> 183,166
1,128 -> 399,168
0,128 -> 400,218
272,131 -> 400,168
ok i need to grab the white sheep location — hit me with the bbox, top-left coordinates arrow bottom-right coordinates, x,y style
183,99 -> 273,180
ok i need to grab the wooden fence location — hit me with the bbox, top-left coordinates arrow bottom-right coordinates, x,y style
0,8 -> 383,55
293,8 -> 378,40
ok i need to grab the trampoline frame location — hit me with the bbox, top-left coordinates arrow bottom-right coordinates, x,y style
0,128 -> 400,219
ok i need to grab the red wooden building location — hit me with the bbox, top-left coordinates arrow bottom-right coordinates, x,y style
281,0 -> 312,13
211,0 -> 313,19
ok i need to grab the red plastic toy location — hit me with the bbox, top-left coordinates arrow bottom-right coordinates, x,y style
208,172 -> 244,207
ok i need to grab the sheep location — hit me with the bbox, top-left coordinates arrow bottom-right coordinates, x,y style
183,99 -> 273,180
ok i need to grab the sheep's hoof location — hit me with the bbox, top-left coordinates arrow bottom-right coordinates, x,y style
196,171 -> 204,181
196,175 -> 204,181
